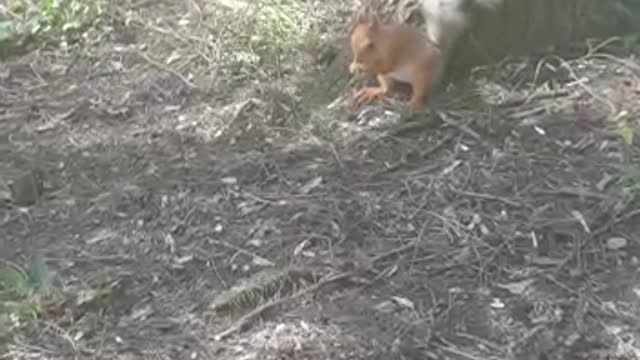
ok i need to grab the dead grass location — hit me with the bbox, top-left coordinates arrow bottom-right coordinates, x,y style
1,0 -> 640,359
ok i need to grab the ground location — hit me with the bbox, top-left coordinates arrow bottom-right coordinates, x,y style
2,1 -> 640,359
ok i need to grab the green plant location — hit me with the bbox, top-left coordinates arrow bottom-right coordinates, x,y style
0,256 -> 54,332
616,164 -> 640,197
254,0 -> 304,55
0,0 -> 100,58
613,110 -> 635,149
38,0 -> 99,36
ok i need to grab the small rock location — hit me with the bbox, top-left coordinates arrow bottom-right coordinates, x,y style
490,298 -> 505,309
247,238 -> 262,248
606,237 -> 628,250
220,177 -> 237,185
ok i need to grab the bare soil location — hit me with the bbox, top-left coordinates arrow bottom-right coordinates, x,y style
2,1 -> 640,359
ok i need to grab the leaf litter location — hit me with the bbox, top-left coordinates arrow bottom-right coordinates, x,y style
1,1 -> 640,360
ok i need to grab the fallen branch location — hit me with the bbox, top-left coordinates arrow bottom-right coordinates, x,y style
213,271 -> 352,341
450,189 -> 523,207
531,187 -> 612,201
497,89 -> 570,108
135,50 -> 199,90
436,112 -> 494,150
592,208 -> 640,236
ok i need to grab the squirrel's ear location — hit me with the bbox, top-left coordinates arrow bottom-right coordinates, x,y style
368,13 -> 380,30
355,10 -> 370,25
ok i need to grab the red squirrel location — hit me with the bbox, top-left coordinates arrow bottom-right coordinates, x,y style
349,0 -> 502,111
349,12 -> 441,111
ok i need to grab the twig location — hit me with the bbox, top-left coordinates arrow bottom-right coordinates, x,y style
209,240 -> 268,263
369,159 -> 407,177
589,52 -> 640,76
420,132 -> 456,158
508,325 -> 545,354
329,142 -> 345,169
432,341 -> 488,360
550,54 -> 617,118
0,210 -> 14,227
531,187 -> 612,201
497,89 -> 570,108
450,189 -> 522,207
227,189 -> 283,206
43,321 -> 78,353
456,332 -> 505,353
370,239 -> 418,264
386,116 -> 438,137
135,50 -> 199,90
213,272 -> 351,341
505,104 -> 548,120
592,208 -> 640,236
436,112 -> 493,150
584,36 -> 621,57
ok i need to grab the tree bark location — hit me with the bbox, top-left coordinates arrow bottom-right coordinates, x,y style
448,0 -> 640,77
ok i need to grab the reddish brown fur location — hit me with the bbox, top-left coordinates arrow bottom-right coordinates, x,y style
349,12 -> 441,111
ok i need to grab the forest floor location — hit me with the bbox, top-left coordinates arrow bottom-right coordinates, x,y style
2,1 -> 640,359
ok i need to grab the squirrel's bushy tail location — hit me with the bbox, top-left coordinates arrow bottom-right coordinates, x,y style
419,0 -> 502,85
420,0 -> 502,48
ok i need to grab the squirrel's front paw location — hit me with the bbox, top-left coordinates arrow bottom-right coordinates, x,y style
349,62 -> 365,75
354,87 -> 387,104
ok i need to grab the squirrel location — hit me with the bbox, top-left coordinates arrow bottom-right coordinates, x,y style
348,0 -> 502,111
349,11 -> 442,111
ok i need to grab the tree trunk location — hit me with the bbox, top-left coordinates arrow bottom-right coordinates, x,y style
448,0 -> 640,77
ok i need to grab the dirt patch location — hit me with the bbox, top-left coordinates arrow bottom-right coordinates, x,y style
2,1 -> 640,359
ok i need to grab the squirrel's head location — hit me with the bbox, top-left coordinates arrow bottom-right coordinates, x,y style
349,11 -> 382,74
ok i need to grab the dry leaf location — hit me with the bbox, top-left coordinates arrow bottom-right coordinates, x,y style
534,125 -> 546,135
293,239 -> 309,257
496,278 -> 535,295
571,210 -> 590,233
252,256 -> 275,267
299,176 -> 323,194
165,233 -> 176,253
442,160 -> 462,175
391,296 -> 415,310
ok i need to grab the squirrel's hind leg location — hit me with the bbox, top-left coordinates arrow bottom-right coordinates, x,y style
407,57 -> 438,111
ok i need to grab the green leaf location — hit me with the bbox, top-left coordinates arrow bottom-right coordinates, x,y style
0,263 -> 30,299
0,21 -> 17,42
24,299 -> 44,317
619,123 -> 634,147
24,17 -> 43,35
27,256 -> 52,294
